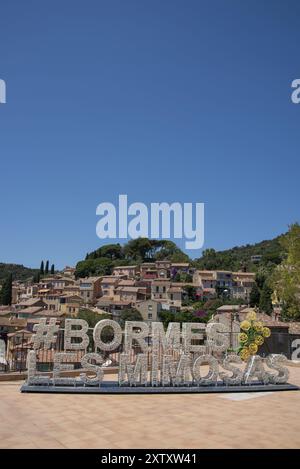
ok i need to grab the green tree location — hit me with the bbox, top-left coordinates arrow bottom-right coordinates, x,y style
159,308 -> 211,329
75,258 -> 113,279
77,309 -> 113,349
100,244 -> 123,260
33,271 -> 40,283
45,260 -> 49,275
259,282 -> 273,315
255,272 -> 266,290
123,238 -> 154,262
118,308 -> 143,328
272,223 -> 300,319
50,264 -> 55,275
172,272 -> 192,283
153,240 -> 189,262
182,285 -> 197,305
0,273 -> 12,305
249,283 -> 260,307
40,260 -> 44,275
158,310 -> 175,329
77,308 -> 111,328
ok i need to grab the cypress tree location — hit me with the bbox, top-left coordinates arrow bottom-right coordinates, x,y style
50,264 -> 55,275
0,273 -> 12,305
259,283 -> 273,315
45,260 -> 49,275
249,283 -> 260,307
33,271 -> 40,283
40,261 -> 44,275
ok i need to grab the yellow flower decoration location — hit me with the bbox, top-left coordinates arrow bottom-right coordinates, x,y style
262,327 -> 271,338
239,332 -> 248,343
246,311 -> 257,321
240,320 -> 251,331
240,347 -> 250,361
254,335 -> 264,346
253,321 -> 263,332
248,343 -> 258,355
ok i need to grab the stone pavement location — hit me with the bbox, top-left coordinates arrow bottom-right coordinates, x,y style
1,368 -> 300,449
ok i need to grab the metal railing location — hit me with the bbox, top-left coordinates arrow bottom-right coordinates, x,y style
1,329 -> 298,374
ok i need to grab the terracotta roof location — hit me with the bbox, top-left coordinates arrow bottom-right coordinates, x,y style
60,294 -> 82,300
17,307 -> 45,315
117,286 -> 147,293
171,282 -> 194,287
80,277 -> 101,283
168,287 -> 183,293
96,298 -> 132,307
100,277 -> 118,284
7,329 -> 32,338
232,272 -> 256,277
214,311 -> 289,328
18,298 -> 45,307
118,280 -> 136,286
0,318 -> 27,327
152,279 -> 171,284
37,310 -> 64,317
217,305 -> 246,312
0,309 -> 12,316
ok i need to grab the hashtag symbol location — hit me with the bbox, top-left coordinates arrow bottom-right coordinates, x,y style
33,318 -> 59,350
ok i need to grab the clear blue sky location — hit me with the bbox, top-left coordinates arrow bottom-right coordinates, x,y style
0,0 -> 299,269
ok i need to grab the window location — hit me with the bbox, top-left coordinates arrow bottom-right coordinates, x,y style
148,313 -> 152,319
163,286 -> 166,293
148,305 -> 153,311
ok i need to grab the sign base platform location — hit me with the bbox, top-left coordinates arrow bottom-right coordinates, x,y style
20,381 -> 300,394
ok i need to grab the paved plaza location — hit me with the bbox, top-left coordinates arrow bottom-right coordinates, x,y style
1,368 -> 300,449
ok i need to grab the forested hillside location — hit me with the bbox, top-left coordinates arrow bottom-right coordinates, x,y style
192,235 -> 285,272
0,263 -> 38,284
75,232 -> 287,278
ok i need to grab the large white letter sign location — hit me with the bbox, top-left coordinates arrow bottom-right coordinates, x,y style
80,353 -> 104,386
124,321 -> 149,353
182,322 -> 206,353
119,353 -> 148,386
93,319 -> 122,351
64,319 -> 89,351
53,352 -> 77,386
206,322 -> 230,352
22,318 -> 294,394
192,354 -> 219,386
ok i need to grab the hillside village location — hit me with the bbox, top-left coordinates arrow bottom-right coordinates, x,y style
1,261 -> 259,324
1,225 -> 300,372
